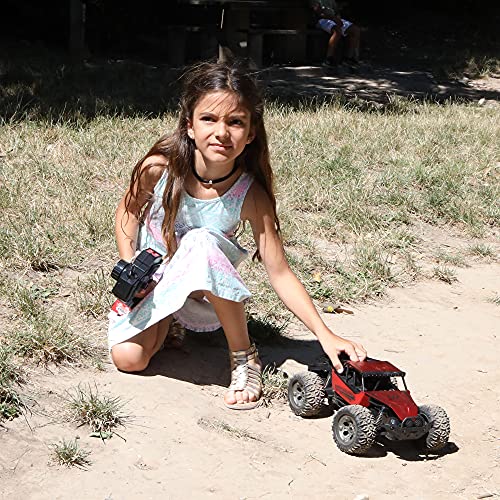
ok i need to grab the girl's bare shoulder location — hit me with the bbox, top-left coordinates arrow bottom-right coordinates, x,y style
140,154 -> 168,184
241,181 -> 273,222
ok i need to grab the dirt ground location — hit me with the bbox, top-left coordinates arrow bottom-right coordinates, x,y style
1,260 -> 499,500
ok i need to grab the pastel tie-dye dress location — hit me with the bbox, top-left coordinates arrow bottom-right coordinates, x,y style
107,172 -> 254,349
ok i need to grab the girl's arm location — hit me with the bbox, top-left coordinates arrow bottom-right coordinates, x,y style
242,184 -> 367,372
115,156 -> 166,262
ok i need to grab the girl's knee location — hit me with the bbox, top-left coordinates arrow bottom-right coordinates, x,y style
111,343 -> 150,373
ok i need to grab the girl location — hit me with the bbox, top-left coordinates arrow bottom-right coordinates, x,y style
109,61 -> 366,410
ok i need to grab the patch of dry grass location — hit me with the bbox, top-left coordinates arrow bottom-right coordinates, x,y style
1,280 -> 95,364
261,365 -> 288,406
66,383 -> 129,439
51,438 -> 92,468
488,293 -> 500,306
197,416 -> 263,441
433,265 -> 459,284
0,346 -> 26,420
469,243 -> 497,259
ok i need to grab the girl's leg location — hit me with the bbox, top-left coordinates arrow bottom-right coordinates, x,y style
111,316 -> 173,372
203,291 -> 261,406
345,24 -> 361,61
327,28 -> 343,63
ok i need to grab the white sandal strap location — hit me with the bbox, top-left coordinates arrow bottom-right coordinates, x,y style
228,344 -> 262,399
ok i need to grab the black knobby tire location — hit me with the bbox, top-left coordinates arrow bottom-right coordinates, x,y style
287,371 -> 325,417
419,404 -> 451,452
332,405 -> 377,455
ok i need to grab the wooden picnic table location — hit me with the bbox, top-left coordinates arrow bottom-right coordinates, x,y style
175,0 -> 314,66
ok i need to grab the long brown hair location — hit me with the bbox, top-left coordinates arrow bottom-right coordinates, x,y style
125,60 -> 281,260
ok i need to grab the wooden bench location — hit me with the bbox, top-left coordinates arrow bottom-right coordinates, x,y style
246,28 -> 327,66
166,25 -> 219,66
167,1 -> 328,67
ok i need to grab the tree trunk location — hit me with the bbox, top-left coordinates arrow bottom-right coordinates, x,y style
69,0 -> 86,61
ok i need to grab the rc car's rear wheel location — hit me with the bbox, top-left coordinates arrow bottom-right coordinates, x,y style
418,404 -> 450,452
332,405 -> 377,455
287,371 -> 325,417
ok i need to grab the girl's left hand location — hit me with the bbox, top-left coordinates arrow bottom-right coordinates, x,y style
135,280 -> 157,299
319,333 -> 367,373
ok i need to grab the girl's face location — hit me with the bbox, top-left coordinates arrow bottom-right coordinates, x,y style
187,91 -> 254,169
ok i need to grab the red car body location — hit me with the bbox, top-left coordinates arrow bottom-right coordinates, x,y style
330,359 -> 419,421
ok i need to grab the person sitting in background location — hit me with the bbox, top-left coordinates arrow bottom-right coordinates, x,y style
310,0 -> 360,68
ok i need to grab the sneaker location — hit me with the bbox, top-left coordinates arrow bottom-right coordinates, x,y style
344,57 -> 359,66
321,59 -> 337,69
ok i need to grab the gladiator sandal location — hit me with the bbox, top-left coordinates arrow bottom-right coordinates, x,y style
225,343 -> 262,410
164,320 -> 186,349
159,320 -> 186,352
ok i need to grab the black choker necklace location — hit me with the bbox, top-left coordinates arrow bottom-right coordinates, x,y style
191,163 -> 239,185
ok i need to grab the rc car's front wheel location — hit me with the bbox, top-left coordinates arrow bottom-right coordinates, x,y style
332,405 -> 377,455
287,371 -> 325,417
418,404 -> 450,452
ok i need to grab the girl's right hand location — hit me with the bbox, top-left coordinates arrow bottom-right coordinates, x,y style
318,332 -> 367,374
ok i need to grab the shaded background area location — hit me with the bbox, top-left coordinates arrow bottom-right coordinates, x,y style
2,0 -> 498,71
0,0 -> 498,121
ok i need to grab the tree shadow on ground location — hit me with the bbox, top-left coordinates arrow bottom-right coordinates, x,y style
262,65 -> 500,107
1,40 -> 498,124
0,43 -> 182,122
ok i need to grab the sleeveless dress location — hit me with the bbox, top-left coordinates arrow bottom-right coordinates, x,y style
107,172 -> 254,349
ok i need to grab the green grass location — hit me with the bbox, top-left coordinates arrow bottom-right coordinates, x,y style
433,265 -> 458,284
468,243 -> 497,259
1,281 -> 94,364
51,438 -> 92,468
0,346 -> 26,421
66,384 -> 129,438
8,316 -> 89,365
460,55 -> 500,79
75,269 -> 114,318
435,249 -> 469,268
2,101 -> 498,323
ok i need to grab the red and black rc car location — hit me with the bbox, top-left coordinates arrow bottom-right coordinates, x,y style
287,356 -> 450,455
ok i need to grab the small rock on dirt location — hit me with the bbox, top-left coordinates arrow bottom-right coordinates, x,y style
279,359 -> 308,377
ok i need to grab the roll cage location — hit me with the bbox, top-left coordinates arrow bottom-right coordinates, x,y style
342,364 -> 408,393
